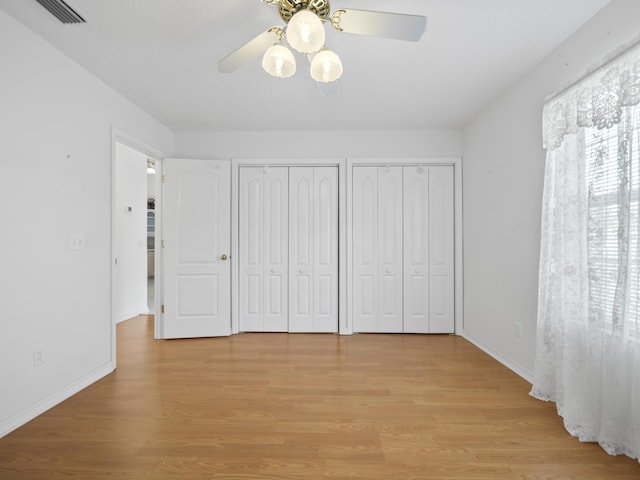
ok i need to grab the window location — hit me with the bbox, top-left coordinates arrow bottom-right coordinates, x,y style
585,112 -> 640,335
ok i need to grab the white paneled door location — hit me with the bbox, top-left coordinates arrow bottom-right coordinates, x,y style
352,165 -> 454,334
239,167 -> 289,332
289,167 -> 339,333
162,159 -> 231,338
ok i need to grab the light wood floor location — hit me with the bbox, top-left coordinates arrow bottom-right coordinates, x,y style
1,316 -> 639,479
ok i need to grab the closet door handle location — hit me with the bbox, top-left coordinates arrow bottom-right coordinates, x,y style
220,254 -> 228,261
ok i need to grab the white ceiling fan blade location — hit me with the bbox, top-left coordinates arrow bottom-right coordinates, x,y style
331,9 -> 427,42
217,27 -> 284,73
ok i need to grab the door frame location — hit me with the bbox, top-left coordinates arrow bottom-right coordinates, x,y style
231,158 -> 348,334
110,127 -> 166,361
346,157 -> 463,335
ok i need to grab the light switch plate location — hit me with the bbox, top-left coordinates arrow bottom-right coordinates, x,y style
69,234 -> 85,250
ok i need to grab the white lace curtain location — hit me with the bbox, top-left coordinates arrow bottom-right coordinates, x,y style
532,40 -> 640,461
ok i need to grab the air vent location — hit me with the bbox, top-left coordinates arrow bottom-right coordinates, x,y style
35,0 -> 85,24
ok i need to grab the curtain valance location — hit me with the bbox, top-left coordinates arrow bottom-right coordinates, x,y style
543,41 -> 640,150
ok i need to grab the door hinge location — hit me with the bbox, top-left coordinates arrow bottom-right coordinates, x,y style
161,304 -> 165,314
162,175 -> 166,184
162,239 -> 165,248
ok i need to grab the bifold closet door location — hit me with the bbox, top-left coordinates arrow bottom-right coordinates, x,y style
352,164 -> 454,334
403,165 -> 454,333
239,167 -> 288,332
352,166 -> 403,333
289,167 -> 339,333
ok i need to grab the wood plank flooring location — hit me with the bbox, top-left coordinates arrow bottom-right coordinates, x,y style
1,315 -> 639,479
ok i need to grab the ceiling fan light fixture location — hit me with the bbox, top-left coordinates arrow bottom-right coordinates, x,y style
310,48 -> 342,83
262,44 -> 296,78
286,10 -> 325,53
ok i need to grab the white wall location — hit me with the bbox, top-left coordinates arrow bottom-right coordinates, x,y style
0,10 -> 174,437
147,172 -> 156,199
175,129 -> 462,159
461,0 -> 640,381
115,142 -> 148,322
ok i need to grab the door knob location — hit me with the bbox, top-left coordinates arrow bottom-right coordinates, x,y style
220,254 -> 228,261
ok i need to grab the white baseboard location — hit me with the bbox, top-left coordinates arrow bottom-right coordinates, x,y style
116,307 -> 148,323
0,362 -> 114,439
460,329 -> 534,384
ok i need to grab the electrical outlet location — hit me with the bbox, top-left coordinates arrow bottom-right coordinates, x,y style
33,348 -> 45,367
514,322 -> 522,339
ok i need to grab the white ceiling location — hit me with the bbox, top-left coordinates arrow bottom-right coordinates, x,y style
1,0 -> 610,132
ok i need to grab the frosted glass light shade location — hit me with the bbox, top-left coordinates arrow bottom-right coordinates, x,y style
310,49 -> 343,83
287,10 -> 325,54
262,45 -> 296,78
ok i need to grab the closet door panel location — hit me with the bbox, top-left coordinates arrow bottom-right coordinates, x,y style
313,167 -> 338,332
263,168 -> 289,331
351,163 -> 455,335
289,167 -> 315,332
239,168 -> 264,331
428,166 -> 454,333
403,166 -> 430,333
377,166 -> 403,333
352,167 -> 378,332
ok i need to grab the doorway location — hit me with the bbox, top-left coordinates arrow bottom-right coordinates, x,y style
146,158 -> 157,314
112,137 -> 162,330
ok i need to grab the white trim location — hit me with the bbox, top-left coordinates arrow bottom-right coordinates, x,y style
231,158 -> 240,334
461,329 -> 534,383
0,362 -> 114,439
111,127 -> 166,347
346,157 -> 463,334
345,158 -> 354,335
154,158 -> 163,338
455,157 -> 464,335
347,157 -> 459,166
338,158 -> 349,334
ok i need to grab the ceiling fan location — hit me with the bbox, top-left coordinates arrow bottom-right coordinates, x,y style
217,0 -> 427,85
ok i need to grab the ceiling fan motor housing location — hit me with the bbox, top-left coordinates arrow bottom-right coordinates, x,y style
279,0 -> 331,22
